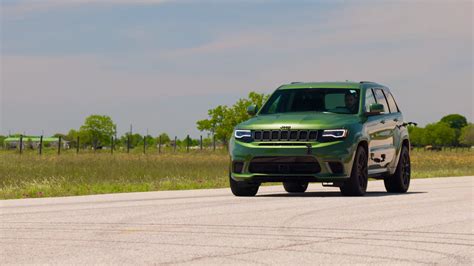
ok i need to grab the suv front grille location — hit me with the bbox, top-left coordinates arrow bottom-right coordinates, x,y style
249,156 -> 321,174
253,130 -> 318,142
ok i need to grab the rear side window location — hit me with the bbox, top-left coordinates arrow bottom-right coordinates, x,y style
365,89 -> 376,112
373,89 -> 389,114
383,90 -> 400,113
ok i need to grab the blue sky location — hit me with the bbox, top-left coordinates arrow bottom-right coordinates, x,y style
1,0 -> 472,138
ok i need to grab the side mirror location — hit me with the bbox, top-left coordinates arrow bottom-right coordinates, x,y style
366,103 -> 384,116
247,104 -> 259,116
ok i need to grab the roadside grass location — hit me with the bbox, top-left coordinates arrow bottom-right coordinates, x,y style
410,149 -> 474,178
0,149 -> 472,199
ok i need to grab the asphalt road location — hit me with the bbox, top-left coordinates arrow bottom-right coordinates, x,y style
1,176 -> 473,265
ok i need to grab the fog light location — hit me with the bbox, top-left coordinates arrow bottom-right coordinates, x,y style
328,162 -> 344,174
233,162 -> 244,173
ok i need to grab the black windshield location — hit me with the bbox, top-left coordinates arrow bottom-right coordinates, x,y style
259,88 -> 360,115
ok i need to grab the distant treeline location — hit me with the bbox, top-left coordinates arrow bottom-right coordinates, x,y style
0,114 -> 217,150
408,114 -> 473,147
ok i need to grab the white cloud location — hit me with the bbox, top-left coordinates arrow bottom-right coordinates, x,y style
165,31 -> 274,57
167,1 -> 471,56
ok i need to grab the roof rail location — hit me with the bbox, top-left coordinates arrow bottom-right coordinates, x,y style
359,81 -> 375,84
290,81 -> 302,84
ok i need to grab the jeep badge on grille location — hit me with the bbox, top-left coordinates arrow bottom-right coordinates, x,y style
280,126 -> 291,130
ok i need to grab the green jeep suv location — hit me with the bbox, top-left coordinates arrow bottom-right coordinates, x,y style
229,81 -> 411,196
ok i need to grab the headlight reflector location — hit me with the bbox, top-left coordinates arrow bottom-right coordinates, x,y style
321,129 -> 348,138
234,129 -> 252,139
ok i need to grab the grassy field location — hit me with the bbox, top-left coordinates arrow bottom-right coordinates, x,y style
0,149 -> 472,199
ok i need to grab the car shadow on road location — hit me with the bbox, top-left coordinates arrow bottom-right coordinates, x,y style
257,191 -> 426,197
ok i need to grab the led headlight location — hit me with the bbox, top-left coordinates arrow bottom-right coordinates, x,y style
234,129 -> 252,139
321,129 -> 348,138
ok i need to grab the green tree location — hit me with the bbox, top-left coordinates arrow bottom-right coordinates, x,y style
440,114 -> 468,129
196,92 -> 269,144
408,126 -> 426,147
156,133 -> 171,144
120,133 -> 143,148
138,135 -> 156,147
424,122 -> 456,147
53,133 -> 67,139
79,115 -> 116,148
459,124 -> 474,146
0,135 -> 6,148
66,129 -> 93,148
66,129 -> 79,148
440,114 -> 468,145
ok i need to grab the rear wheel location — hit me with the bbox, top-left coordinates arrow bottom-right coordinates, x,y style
229,174 -> 260,196
340,146 -> 368,196
384,146 -> 410,193
283,182 -> 308,193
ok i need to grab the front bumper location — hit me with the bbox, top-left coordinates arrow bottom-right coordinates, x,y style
229,138 -> 357,183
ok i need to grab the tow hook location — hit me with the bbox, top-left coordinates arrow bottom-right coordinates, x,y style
306,144 -> 312,155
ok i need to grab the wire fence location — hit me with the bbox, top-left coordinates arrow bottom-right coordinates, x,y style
2,135 -> 472,155
1,134 -> 228,155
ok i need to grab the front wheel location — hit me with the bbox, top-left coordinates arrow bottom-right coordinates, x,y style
229,174 -> 260,196
340,146 -> 368,196
283,182 -> 308,193
384,146 -> 410,193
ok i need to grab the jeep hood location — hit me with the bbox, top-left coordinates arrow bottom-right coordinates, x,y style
237,112 -> 361,130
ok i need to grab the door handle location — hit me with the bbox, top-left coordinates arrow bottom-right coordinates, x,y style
380,120 -> 385,124
393,118 -> 399,122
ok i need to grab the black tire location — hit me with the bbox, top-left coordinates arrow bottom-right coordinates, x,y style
229,174 -> 260,196
283,182 -> 308,193
340,146 -> 368,196
384,146 -> 410,193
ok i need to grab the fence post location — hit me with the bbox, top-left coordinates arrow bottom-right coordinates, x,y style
186,135 -> 190,152
143,136 -> 146,154
159,136 -> 162,154
58,136 -> 61,155
127,135 -> 130,153
213,134 -> 216,151
174,136 -> 177,152
76,136 -> 80,154
111,136 -> 114,154
39,135 -> 43,155
200,135 -> 203,151
19,135 -> 23,155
